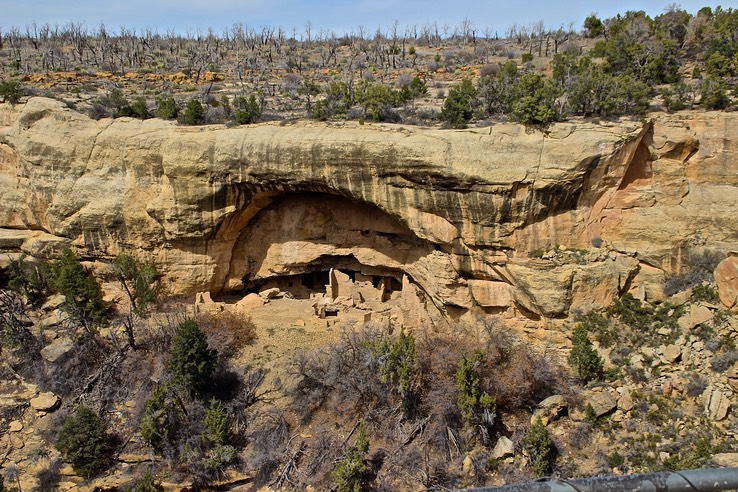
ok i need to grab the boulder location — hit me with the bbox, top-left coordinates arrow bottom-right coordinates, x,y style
712,453 -> 738,467
662,344 -> 682,364
704,387 -> 731,421
20,232 -> 71,258
236,293 -> 264,312
491,436 -> 515,459
629,263 -> 666,303
462,454 -> 473,474
507,263 -> 574,317
468,280 -> 514,308
587,391 -> 618,418
40,337 -> 74,363
118,453 -> 157,464
30,392 -> 60,412
727,362 -> 738,393
617,392 -> 634,413
40,293 -> 65,311
678,305 -> 714,331
531,395 -> 567,425
715,255 -> 738,311
669,288 -> 693,307
259,287 -> 281,299
39,312 -> 63,328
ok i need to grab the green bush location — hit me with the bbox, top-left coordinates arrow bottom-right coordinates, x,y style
510,72 -> 559,125
606,451 -> 625,469
455,349 -> 496,426
131,96 -> 151,119
203,398 -> 231,446
233,94 -> 262,124
201,444 -> 239,474
567,324 -> 603,383
55,406 -> 113,478
355,80 -> 401,122
606,293 -> 653,330
113,253 -> 157,317
662,436 -> 712,470
48,249 -> 107,328
167,319 -> 218,395
5,254 -> 49,303
440,78 -> 477,128
0,78 -> 23,104
398,76 -> 428,105
113,252 -> 157,349
332,422 -> 369,492
180,99 -> 204,125
140,383 -> 183,452
575,311 -> 617,348
370,330 -> 418,415
523,416 -> 554,477
661,81 -> 694,112
128,470 -> 162,491
583,15 -> 604,37
700,76 -> 731,109
155,96 -> 179,119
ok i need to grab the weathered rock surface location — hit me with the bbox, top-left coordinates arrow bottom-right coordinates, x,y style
704,387 -> 731,421
716,255 -> 738,312
531,394 -> 567,425
678,305 -> 714,331
2,98 -> 738,317
40,337 -> 74,363
712,453 -> 738,467
586,391 -> 618,418
29,392 -> 60,412
617,392 -> 634,413
491,436 -> 515,459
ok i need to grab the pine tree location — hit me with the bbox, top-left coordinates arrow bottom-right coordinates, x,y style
167,319 -> 218,395
568,324 -> 603,383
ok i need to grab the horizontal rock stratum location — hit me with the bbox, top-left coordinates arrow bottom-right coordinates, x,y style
1,98 -> 737,317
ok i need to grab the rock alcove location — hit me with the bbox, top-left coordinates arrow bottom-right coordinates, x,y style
213,192 -> 442,317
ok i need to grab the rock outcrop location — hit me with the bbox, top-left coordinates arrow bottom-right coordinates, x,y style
716,255 -> 738,312
2,97 -> 738,317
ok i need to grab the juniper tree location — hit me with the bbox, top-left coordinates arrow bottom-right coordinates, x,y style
167,319 -> 218,396
568,324 -> 603,383
56,406 -> 113,478
49,249 -> 107,330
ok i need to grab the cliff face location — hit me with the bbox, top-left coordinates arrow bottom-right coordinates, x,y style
1,98 -> 737,317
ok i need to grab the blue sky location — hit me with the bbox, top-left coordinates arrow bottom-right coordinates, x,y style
2,1 -> 729,37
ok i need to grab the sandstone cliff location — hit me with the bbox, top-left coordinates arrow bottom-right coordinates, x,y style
1,98 -> 737,318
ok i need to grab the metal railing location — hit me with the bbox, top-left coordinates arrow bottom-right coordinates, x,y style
460,467 -> 738,492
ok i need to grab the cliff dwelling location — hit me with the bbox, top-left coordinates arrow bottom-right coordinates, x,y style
197,192 -> 437,326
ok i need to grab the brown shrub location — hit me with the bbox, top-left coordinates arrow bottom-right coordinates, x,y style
195,311 -> 257,357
